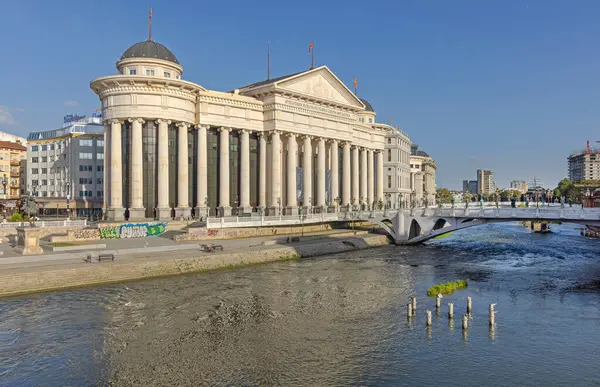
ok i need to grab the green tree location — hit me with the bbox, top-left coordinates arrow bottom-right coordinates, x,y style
436,188 -> 453,204
554,178 -> 582,203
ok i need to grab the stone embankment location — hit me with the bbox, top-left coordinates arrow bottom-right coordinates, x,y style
0,233 -> 390,298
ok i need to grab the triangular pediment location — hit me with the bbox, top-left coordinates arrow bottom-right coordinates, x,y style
275,67 -> 365,109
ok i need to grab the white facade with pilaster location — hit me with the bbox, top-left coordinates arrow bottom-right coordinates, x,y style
91,38 -> 395,220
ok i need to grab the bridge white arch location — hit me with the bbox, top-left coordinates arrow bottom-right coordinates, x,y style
205,205 -> 600,245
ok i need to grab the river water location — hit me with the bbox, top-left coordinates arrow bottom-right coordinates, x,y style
1,223 -> 600,386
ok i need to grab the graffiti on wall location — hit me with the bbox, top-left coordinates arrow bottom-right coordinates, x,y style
99,222 -> 167,239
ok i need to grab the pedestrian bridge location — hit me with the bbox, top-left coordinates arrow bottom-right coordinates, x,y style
206,205 -> 600,244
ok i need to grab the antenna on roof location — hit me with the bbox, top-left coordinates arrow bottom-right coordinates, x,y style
148,7 -> 153,42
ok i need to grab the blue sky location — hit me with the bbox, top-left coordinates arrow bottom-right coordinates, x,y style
1,0 -> 599,189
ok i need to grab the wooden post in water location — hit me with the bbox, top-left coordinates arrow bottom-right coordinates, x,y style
411,296 -> 417,312
462,313 -> 468,330
448,303 -> 454,319
436,294 -> 442,309
467,296 -> 472,313
426,310 -> 432,326
489,303 -> 496,326
407,303 -> 413,318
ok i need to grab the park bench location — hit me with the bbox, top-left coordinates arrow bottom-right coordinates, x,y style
200,244 -> 224,252
98,253 -> 115,262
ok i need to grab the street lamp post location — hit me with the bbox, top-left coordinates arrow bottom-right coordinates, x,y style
66,182 -> 71,220
31,182 -> 38,221
1,174 -> 7,220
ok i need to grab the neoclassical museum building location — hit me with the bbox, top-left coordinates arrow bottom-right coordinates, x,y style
91,39 -> 395,221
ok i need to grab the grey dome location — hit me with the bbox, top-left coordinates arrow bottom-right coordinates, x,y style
359,98 -> 374,112
120,41 -> 179,64
416,150 -> 429,157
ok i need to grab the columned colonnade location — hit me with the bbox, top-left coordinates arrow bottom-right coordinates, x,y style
105,119 -> 386,221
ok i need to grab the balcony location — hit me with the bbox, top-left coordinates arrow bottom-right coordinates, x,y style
10,159 -> 20,166
10,171 -> 19,178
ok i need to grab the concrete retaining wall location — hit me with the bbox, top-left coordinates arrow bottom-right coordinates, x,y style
175,221 -> 372,241
0,234 -> 390,297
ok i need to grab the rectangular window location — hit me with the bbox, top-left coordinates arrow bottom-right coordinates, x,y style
31,157 -> 38,163
41,156 -> 47,162
42,192 -> 47,197
50,144 -> 54,150
79,165 -> 93,172
31,145 -> 39,151
387,138 -> 392,144
31,168 -> 38,174
42,145 -> 47,151
97,153 -> 104,160
32,179 -> 38,186
388,175 -> 392,188
79,191 -> 84,197
97,178 -> 102,184
129,69 -> 136,75
146,69 -> 155,76
79,153 -> 93,160
79,139 -> 93,147
41,168 -> 47,174
42,179 -> 47,185
387,149 -> 392,162
97,191 -> 103,197
97,140 -> 104,147
97,165 -> 104,172
164,72 -> 171,78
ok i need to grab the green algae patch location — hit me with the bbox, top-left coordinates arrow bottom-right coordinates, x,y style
427,280 -> 468,296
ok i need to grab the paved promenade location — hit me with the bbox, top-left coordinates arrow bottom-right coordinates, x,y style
0,229 -> 390,297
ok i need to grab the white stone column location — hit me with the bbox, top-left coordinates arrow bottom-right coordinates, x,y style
270,131 -> 281,214
155,119 -> 171,220
107,119 -> 124,221
317,137 -> 326,208
103,122 -> 111,211
415,172 -> 424,206
174,122 -> 191,218
376,150 -> 384,204
367,149 -> 374,209
330,140 -> 339,208
302,135 -> 313,209
342,141 -> 351,206
129,118 -> 145,220
239,129 -> 251,213
195,125 -> 208,217
218,127 -> 231,216
360,147 -> 367,209
351,146 -> 359,209
286,133 -> 297,212
258,133 -> 267,210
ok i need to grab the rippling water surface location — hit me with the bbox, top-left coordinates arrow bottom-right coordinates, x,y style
1,223 -> 600,386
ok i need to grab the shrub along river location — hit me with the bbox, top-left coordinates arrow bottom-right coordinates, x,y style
1,222 -> 599,386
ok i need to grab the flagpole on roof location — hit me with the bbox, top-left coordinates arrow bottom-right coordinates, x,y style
148,7 -> 153,42
267,41 -> 271,80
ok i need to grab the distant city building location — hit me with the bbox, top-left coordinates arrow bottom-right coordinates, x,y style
26,114 -> 104,217
0,141 -> 27,201
568,141 -> 600,181
477,169 -> 494,195
410,144 -> 437,206
462,180 -> 477,195
510,180 -> 528,193
0,131 -> 27,146
384,128 -> 412,208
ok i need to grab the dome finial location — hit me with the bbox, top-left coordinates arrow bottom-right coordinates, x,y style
148,7 -> 153,42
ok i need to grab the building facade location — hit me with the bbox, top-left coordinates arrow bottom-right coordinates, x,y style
26,116 -> 104,217
0,131 -> 27,146
477,169 -> 494,195
409,145 -> 437,206
91,39 -> 389,221
568,141 -> 600,181
0,141 -> 26,200
383,127 -> 412,208
462,180 -> 477,195
510,180 -> 528,193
